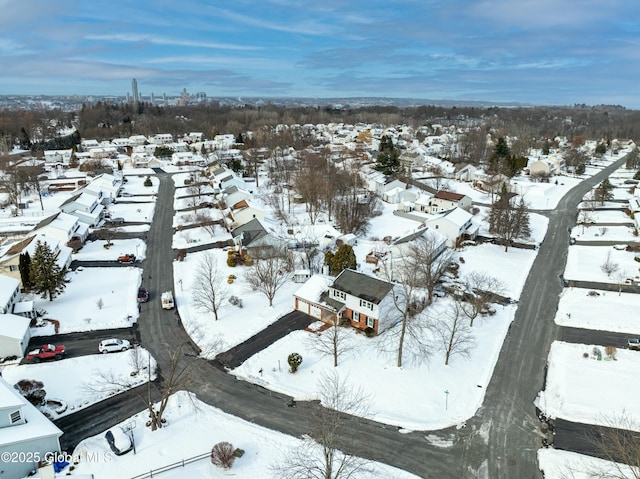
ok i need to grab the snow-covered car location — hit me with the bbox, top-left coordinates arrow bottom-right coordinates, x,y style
98,338 -> 131,354
628,338 -> 640,351
105,427 -> 133,455
613,244 -> 627,251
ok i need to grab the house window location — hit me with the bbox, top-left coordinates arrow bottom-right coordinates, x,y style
366,317 -> 375,328
359,299 -> 374,310
10,410 -> 21,424
9,265 -> 19,271
353,311 -> 360,322
333,290 -> 346,301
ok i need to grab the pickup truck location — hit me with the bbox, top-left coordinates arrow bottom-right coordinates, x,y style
26,344 -> 65,362
118,254 -> 136,263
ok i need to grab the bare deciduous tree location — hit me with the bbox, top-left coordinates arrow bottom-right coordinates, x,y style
245,248 -> 291,307
191,251 -> 228,320
272,371 -> 373,479
433,301 -> 476,365
460,272 -> 505,327
601,251 -> 620,278
585,414 -> 640,479
86,342 -> 195,431
306,318 -> 353,368
407,233 -> 454,304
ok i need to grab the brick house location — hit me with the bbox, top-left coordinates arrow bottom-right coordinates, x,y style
294,269 -> 399,334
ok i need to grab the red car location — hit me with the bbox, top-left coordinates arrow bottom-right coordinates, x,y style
118,254 -> 136,263
26,344 -> 65,362
137,287 -> 149,303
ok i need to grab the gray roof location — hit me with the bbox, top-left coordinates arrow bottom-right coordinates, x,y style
332,269 -> 394,304
231,218 -> 268,247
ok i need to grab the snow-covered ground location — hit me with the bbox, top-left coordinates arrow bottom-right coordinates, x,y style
68,391 -> 421,479
571,224 -> 637,242
106,202 -> 155,223
120,174 -> 159,195
72,239 -> 147,261
536,341 -> 640,431
538,448 -> 636,479
173,249 -> 300,357
0,348 -> 156,418
31,267 -> 141,336
564,245 -> 640,283
555,287 -> 640,334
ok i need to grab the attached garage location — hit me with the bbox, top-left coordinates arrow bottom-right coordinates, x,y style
0,313 -> 32,359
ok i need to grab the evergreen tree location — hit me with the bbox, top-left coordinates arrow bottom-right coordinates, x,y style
374,135 -> 401,176
18,252 -> 32,291
594,178 -> 614,204
29,240 -> 67,301
488,184 -> 531,252
327,244 -> 357,276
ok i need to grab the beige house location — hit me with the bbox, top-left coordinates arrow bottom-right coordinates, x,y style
430,190 -> 472,213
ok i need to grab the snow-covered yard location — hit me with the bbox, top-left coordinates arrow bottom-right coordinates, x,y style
67,391 -> 420,479
571,224 -> 637,242
120,173 -> 159,195
536,341 -> 640,430
173,249 -> 300,356
555,287 -> 640,334
538,448 -> 637,479
106,202 -> 155,223
564,245 -> 640,283
172,224 -> 232,249
72,239 -> 147,261
31,267 -> 141,336
0,348 -> 156,418
232,298 -> 515,430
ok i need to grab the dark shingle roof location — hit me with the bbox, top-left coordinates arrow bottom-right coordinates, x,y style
332,269 -> 394,304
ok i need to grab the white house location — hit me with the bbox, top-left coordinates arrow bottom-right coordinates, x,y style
294,270 -> 401,335
0,376 -> 63,479
59,191 -> 104,226
0,313 -> 31,358
230,200 -> 264,227
430,191 -> 472,213
426,207 -> 479,247
0,275 -> 20,315
32,212 -> 89,244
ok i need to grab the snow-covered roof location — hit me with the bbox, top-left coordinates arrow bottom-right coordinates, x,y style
439,207 -> 473,227
0,313 -> 31,339
294,274 -> 334,304
0,376 -> 62,446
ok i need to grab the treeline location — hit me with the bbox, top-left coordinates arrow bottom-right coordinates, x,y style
1,101 -> 640,154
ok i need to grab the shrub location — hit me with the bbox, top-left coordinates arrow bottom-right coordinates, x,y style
287,352 -> 303,373
14,379 -> 46,406
228,296 -> 243,308
605,345 -> 617,359
176,249 -> 187,261
144,176 -> 152,187
211,441 -> 235,469
364,327 -> 375,338
243,254 -> 253,266
227,256 -> 237,267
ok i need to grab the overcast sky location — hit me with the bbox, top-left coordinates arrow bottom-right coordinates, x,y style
1,0 -> 639,107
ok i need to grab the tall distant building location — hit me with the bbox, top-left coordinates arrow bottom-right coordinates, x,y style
131,78 -> 139,104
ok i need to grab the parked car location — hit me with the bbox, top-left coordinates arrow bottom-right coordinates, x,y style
120,192 -> 133,197
137,287 -> 149,303
105,427 -> 133,455
110,217 -> 125,224
118,254 -> 136,263
628,338 -> 640,351
26,344 -> 65,362
98,338 -> 132,354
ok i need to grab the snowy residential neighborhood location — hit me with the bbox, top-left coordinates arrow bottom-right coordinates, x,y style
1,119 -> 640,479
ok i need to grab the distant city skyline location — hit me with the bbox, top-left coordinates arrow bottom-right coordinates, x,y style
1,1 -> 640,108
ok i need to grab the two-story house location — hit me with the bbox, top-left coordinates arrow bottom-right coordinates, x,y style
0,376 -> 63,479
426,207 -> 479,248
59,191 -> 104,226
429,190 -> 472,214
294,269 -> 399,334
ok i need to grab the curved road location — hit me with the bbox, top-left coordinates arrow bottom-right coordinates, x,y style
58,157 -> 630,478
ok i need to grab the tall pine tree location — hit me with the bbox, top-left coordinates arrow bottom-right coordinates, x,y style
18,252 -> 32,291
29,240 -> 66,301
374,135 -> 401,176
